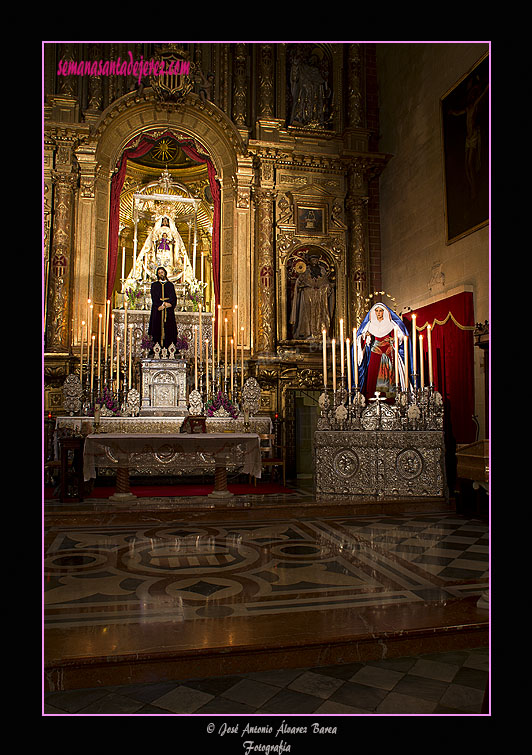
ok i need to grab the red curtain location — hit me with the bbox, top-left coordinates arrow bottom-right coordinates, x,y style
107,131 -> 220,311
402,291 -> 476,444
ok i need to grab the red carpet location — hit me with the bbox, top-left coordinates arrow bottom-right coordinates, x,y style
44,482 -> 295,500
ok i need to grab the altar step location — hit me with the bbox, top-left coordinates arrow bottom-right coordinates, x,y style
44,490 -> 454,526
44,596 -> 488,693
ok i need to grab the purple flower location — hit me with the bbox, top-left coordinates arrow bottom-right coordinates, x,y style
206,391 -> 238,419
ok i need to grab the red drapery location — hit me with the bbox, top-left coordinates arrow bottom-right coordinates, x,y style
107,131 -> 220,311
402,291 -> 476,444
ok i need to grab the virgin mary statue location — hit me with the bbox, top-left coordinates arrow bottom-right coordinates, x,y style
134,214 -> 194,285
356,302 -> 411,400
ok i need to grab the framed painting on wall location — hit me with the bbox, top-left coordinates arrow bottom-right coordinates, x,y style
441,53 -> 489,244
295,204 -> 327,236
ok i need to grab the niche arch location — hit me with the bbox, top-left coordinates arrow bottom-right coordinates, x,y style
280,243 -> 338,344
90,91 -> 245,316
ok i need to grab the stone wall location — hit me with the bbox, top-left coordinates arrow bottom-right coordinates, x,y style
377,42 -> 489,438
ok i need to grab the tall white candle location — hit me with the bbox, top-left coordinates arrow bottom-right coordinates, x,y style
212,336 -> 215,388
394,327 -> 399,386
123,305 -> 128,387
412,314 -> 417,376
199,302 -> 202,374
224,318 -> 228,385
121,246 -> 125,283
230,338 -> 234,396
340,319 -> 344,376
90,335 -> 95,396
194,327 -> 198,390
322,329 -> 327,388
104,299 -> 110,362
346,338 -> 351,397
110,314 -> 115,384
404,335 -> 409,391
427,324 -> 433,385
332,338 -> 336,392
116,336 -> 120,394
217,305 -> 221,364
205,339 -> 209,394
353,327 -> 358,388
80,320 -> 85,386
419,334 -> 424,388
128,324 -> 133,388
241,326 -> 245,390
97,313 -> 102,384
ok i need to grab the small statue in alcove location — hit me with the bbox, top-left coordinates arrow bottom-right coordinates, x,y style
289,252 -> 335,339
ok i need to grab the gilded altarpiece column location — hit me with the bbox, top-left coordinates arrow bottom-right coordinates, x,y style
235,156 -> 254,350
232,43 -> 248,131
257,44 -> 274,119
83,43 -> 103,123
43,141 -> 54,332
346,167 -> 369,332
346,43 -> 364,130
46,169 -> 78,352
253,186 -> 277,355
72,144 -> 99,345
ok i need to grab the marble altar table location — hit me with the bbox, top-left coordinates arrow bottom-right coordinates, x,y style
83,432 -> 261,501
56,415 -> 271,477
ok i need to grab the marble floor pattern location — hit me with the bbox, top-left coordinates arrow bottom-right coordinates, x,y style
43,509 -> 489,715
44,512 -> 489,628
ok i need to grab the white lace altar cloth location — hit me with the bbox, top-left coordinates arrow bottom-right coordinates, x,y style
83,432 -> 262,482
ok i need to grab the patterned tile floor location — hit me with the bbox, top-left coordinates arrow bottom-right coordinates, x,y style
44,512 -> 489,628
44,646 -> 488,715
43,509 -> 489,716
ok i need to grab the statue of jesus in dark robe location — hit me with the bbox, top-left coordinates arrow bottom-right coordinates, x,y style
148,267 -> 178,349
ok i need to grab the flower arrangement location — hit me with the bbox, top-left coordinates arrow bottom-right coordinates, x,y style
92,386 -> 121,416
141,334 -> 154,351
186,279 -> 206,312
125,285 -> 142,308
175,336 -> 189,351
205,390 -> 239,419
188,290 -> 201,311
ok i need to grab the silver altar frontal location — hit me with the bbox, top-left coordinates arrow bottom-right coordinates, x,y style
140,356 -> 188,416
314,387 -> 447,501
